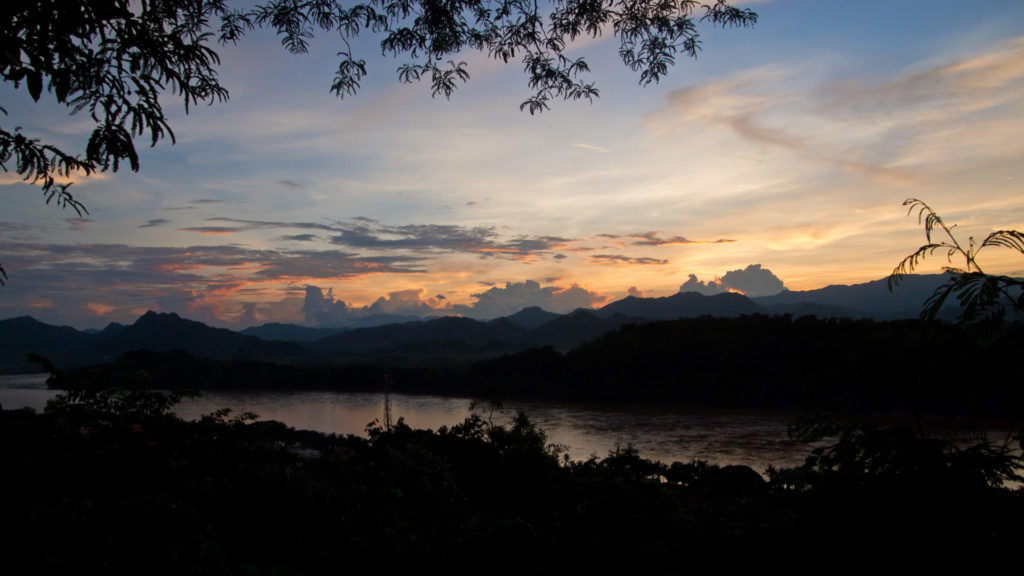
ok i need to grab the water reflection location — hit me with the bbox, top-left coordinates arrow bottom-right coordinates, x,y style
0,374 -> 822,471
13,374 -> 1010,473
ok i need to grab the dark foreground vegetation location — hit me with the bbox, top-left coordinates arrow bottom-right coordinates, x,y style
2,384 -> 1023,575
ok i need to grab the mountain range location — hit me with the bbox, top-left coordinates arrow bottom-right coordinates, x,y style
0,274 -> 958,374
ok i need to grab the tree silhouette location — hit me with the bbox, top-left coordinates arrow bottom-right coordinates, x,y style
1,1 -> 756,230
889,198 -> 1024,325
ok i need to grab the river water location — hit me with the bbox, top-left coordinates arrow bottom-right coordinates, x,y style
4,373 -> 999,473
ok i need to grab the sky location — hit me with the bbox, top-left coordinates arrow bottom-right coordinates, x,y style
2,0 -> 1024,329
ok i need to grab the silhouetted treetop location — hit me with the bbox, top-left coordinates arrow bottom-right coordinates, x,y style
1,0 -> 756,220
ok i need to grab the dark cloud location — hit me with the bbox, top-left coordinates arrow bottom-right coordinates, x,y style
553,254 -> 567,260
179,226 -> 244,235
680,264 -> 786,297
330,223 -> 492,250
254,250 -> 423,279
589,254 -> 669,266
280,234 -> 317,242
208,217 -> 338,233
139,219 -> 170,228
199,217 -> 571,260
191,198 -> 223,204
628,232 -> 737,246
278,180 -> 303,188
627,286 -> 645,298
0,241 -> 423,328
329,222 -> 568,260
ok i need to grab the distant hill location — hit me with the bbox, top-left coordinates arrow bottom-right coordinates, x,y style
91,311 -> 313,364
240,323 -> 348,342
0,312 -> 314,373
596,291 -> 759,320
525,310 -> 641,351
310,316 -> 529,363
0,316 -> 93,373
0,274 -> 982,375
500,306 -> 561,329
751,274 -> 954,319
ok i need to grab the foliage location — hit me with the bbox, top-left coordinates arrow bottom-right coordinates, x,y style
1,0 -> 756,242
2,1 -> 229,217
3,380 -> 1024,573
890,198 -> 1024,324
778,412 -> 1024,491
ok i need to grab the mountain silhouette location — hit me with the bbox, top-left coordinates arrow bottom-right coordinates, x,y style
751,274 -> 955,319
0,274 -> 983,375
596,291 -> 759,320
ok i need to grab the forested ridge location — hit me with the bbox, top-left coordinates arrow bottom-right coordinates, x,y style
44,314 -> 1024,419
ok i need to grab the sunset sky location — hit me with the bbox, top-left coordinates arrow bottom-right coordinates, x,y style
3,0 -> 1024,329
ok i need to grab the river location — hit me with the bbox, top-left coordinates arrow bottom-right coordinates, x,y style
3,373 -> 992,473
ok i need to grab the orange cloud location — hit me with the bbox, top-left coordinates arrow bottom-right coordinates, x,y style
85,302 -> 116,316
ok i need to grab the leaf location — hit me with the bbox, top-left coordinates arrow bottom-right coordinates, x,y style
981,230 -> 1024,254
26,69 -> 43,101
888,243 -> 944,290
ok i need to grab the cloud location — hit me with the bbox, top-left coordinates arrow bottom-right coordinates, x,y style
180,226 -> 243,235
302,280 -> 610,326
301,285 -> 448,326
679,274 -> 724,296
589,254 -> 670,266
140,219 -> 171,228
452,280 -> 609,318
651,36 -> 1024,192
302,285 -> 353,326
627,286 -> 645,298
366,289 -> 449,316
85,302 -> 116,316
280,234 -> 317,242
205,217 -> 570,260
626,232 -> 737,246
714,264 -> 787,296
278,180 -> 303,188
0,168 -> 110,188
0,241 -> 424,327
679,264 -> 786,297
239,302 -> 258,326
572,143 -> 610,153
328,222 -> 569,260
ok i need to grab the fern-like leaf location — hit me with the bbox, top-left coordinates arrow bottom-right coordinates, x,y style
981,230 -> 1024,254
889,243 -> 945,289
